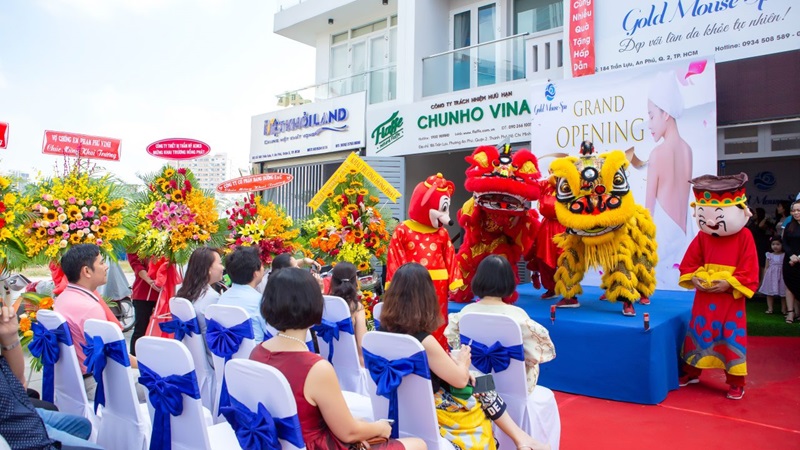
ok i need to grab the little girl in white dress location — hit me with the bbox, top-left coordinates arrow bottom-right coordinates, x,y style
759,237 -> 786,314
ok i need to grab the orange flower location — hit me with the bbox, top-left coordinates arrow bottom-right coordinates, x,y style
19,316 -> 31,333
357,261 -> 370,271
36,228 -> 47,238
39,297 -> 54,310
353,230 -> 364,239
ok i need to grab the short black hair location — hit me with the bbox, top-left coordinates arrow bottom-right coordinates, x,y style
261,267 -> 323,331
225,246 -> 262,285
472,255 -> 516,298
61,244 -> 101,283
271,253 -> 293,272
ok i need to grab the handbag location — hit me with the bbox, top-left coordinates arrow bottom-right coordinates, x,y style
350,437 -> 388,450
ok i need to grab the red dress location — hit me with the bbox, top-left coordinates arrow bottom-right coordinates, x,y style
250,346 -> 405,450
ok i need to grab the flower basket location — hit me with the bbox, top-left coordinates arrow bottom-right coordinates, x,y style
225,193 -> 298,266
0,174 -> 26,270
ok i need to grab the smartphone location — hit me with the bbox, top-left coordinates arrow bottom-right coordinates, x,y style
382,419 -> 395,424
472,374 -> 496,394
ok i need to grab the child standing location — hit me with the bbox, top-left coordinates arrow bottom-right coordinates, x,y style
759,237 -> 786,315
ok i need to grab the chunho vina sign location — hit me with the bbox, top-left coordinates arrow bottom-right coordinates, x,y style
217,173 -> 294,193
147,138 -> 210,160
42,130 -> 121,161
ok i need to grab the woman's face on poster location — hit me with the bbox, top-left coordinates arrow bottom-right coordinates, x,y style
647,100 -> 668,142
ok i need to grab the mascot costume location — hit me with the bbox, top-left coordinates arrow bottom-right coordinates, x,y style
528,176 -> 566,299
550,141 -> 657,316
678,173 -> 758,400
386,173 -> 462,350
452,143 -> 542,304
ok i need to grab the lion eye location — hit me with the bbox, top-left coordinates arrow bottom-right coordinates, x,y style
556,178 -> 574,202
611,170 -> 629,193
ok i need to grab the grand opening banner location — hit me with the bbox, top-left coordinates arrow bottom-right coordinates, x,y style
531,58 -> 717,290
573,0 -> 797,73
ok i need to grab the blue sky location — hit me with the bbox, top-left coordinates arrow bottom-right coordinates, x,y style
0,0 -> 315,184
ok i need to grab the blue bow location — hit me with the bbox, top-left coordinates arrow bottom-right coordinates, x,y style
311,318 -> 353,363
206,318 -> 254,413
28,321 -> 73,403
81,334 -> 130,413
220,395 -> 305,450
158,316 -> 200,341
461,334 -> 524,375
373,318 -> 380,331
363,348 -> 429,439
138,363 -> 201,450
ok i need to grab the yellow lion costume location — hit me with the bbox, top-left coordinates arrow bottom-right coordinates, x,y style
550,142 -> 657,316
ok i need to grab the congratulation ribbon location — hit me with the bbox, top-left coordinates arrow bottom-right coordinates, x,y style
137,363 -> 201,450
158,316 -> 201,341
28,321 -> 73,403
311,318 -> 354,363
206,318 -> 254,413
363,348 -> 430,438
461,334 -> 524,375
81,334 -> 131,413
220,395 -> 305,450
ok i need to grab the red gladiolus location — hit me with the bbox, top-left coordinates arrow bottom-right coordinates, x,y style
357,195 -> 363,204
170,180 -> 178,189
0,218 -> 5,229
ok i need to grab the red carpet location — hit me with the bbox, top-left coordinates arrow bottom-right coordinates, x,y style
555,337 -> 800,449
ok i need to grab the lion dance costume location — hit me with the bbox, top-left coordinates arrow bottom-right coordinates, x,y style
452,143 -> 542,304
551,142 -> 657,316
386,173 -> 462,349
528,178 -> 566,299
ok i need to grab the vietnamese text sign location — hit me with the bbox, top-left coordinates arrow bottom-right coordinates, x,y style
217,173 -> 294,193
147,138 -> 210,160
308,152 -> 401,211
531,58 -> 717,290
42,130 -> 121,161
580,0 -> 797,72
0,122 -> 7,149
569,0 -> 595,77
366,82 -> 532,157
250,91 -> 366,163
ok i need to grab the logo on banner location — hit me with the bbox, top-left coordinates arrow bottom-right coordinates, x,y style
754,171 -> 776,192
263,108 -> 349,138
0,122 -> 7,149
545,83 -> 556,101
371,111 -> 404,153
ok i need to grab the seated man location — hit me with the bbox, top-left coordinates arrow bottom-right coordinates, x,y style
217,246 -> 269,342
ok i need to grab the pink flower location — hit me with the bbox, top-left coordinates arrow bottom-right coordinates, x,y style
86,211 -> 94,218
96,239 -> 103,245
100,215 -> 108,222
68,197 -> 76,204
85,199 -> 92,205
47,229 -> 55,235
57,207 -> 64,213
47,238 -> 55,245
69,223 -> 77,230
53,199 -> 61,206
93,219 -> 101,226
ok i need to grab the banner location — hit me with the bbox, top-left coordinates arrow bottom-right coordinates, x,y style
0,122 -> 7,149
366,81 -> 531,157
216,173 -> 294,193
147,138 -> 210,160
250,91 -> 366,163
42,130 -> 121,161
307,152 -> 401,210
531,58 -> 717,290
569,0 -> 595,77
581,0 -> 797,72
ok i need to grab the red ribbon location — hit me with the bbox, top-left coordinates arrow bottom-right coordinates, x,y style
145,258 -> 183,338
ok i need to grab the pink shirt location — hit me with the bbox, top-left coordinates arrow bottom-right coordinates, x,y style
53,284 -> 107,373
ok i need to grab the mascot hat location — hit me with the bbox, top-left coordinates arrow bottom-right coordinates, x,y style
408,173 -> 455,227
690,173 -> 748,207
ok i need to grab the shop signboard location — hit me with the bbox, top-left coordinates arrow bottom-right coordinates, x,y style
0,122 -> 7,149
42,130 -> 121,161
250,91 -> 366,163
217,173 -> 293,193
571,0 -> 797,73
366,81 -> 532,157
147,138 -> 210,160
530,58 -> 717,290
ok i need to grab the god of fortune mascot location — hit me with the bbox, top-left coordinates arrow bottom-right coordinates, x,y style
551,141 -> 658,316
452,143 -> 542,304
386,173 -> 462,350
678,173 -> 759,400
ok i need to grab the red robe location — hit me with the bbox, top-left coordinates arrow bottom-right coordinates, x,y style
386,220 -> 462,350
678,231 -> 759,376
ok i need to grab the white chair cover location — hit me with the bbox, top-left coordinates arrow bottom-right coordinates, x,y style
204,304 -> 257,421
135,337 -> 238,450
36,310 -> 98,441
362,332 -> 452,450
263,323 -> 315,350
226,359 -> 307,450
83,319 -> 150,450
372,302 -> 383,329
319,295 -> 369,396
458,312 -> 561,450
169,297 -> 216,412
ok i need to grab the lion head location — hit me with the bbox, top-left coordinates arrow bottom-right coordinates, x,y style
464,143 -> 541,215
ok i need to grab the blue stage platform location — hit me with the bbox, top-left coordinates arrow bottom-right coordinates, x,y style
448,284 -> 694,405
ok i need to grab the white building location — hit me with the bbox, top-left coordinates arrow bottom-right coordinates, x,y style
175,152 -> 231,193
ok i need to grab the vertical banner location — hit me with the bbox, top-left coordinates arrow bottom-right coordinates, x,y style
569,0 -> 595,77
0,122 -> 7,149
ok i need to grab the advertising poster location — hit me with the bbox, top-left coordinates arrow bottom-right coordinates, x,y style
250,91 -> 366,163
531,58 -> 717,290
573,0 -> 797,72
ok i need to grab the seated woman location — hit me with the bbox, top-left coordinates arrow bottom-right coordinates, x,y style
175,247 -> 225,335
251,268 -> 425,450
445,255 -> 556,393
327,262 -> 367,366
380,263 -> 549,450
264,252 -> 324,292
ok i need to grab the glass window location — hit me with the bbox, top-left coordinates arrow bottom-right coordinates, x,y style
352,19 -> 387,39
771,121 -> 800,152
390,15 -> 398,27
332,32 -> 348,44
514,0 -> 563,34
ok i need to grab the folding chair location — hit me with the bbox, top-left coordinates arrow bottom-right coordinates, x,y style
316,295 -> 369,395
167,297 -> 216,412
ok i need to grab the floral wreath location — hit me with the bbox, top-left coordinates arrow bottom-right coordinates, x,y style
225,193 -> 299,266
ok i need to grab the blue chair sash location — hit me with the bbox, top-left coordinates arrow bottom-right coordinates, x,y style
138,363 -> 201,450
81,333 -> 131,413
363,348 -> 430,439
158,316 -> 200,341
373,318 -> 380,331
311,318 -> 354,363
206,318 -> 254,413
28,321 -> 73,403
460,334 -> 524,375
220,395 -> 305,450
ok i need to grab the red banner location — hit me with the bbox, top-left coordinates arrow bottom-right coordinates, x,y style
216,173 -> 294,193
570,0 -> 595,77
146,138 -> 210,160
0,122 -> 8,149
42,130 -> 121,161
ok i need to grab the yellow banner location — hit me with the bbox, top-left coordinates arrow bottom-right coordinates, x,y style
307,153 -> 401,211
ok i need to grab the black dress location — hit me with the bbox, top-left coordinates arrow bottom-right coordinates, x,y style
782,219 -> 800,298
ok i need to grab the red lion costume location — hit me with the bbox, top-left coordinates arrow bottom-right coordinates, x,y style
527,179 -> 566,299
452,144 -> 542,304
386,173 -> 462,349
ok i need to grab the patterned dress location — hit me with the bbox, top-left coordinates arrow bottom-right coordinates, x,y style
758,252 -> 785,296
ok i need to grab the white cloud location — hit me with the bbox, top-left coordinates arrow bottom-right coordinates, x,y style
38,0 -> 174,20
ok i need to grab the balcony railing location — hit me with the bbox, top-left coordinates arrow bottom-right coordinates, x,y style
276,65 -> 397,106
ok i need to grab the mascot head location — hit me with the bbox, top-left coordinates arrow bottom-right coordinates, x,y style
408,173 -> 455,229
464,142 -> 541,215
549,141 -> 634,238
690,173 -> 751,237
